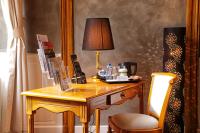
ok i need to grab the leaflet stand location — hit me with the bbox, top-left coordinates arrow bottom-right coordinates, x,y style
41,72 -> 54,88
36,34 -> 71,91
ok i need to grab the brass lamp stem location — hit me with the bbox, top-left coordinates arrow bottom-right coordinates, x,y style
96,51 -> 101,70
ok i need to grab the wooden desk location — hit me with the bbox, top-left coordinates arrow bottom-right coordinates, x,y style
22,80 -> 144,133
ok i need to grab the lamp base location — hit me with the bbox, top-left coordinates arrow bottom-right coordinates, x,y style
96,51 -> 101,70
91,74 -> 100,82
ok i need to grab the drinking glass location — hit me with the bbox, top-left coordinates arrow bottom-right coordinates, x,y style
112,66 -> 119,79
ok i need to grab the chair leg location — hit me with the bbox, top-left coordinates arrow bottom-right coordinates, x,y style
108,125 -> 112,133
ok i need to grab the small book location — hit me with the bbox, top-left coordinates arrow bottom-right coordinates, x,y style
37,49 -> 46,72
36,34 -> 56,78
49,57 -> 70,91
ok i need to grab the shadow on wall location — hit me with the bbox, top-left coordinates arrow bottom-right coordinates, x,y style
27,53 -> 43,89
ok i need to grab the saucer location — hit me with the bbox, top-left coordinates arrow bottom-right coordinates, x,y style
129,75 -> 142,80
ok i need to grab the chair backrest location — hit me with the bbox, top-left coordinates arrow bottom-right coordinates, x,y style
147,72 -> 176,128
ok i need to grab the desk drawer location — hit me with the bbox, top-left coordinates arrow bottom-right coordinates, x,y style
107,88 -> 139,105
90,95 -> 107,107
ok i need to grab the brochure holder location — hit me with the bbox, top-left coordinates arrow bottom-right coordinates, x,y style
36,34 -> 71,91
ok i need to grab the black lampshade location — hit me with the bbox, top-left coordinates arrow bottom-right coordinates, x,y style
82,18 -> 114,50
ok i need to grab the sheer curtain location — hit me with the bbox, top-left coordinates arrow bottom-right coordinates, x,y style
0,0 -> 28,132
0,52 -> 9,132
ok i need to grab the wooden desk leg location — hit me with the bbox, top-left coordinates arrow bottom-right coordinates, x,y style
95,109 -> 100,133
139,84 -> 144,113
82,122 -> 89,133
27,97 -> 34,133
27,113 -> 34,133
63,111 -> 75,133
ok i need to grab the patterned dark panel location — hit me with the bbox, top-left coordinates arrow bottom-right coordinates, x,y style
163,27 -> 185,133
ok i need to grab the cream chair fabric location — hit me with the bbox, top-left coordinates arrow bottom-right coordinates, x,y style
148,75 -> 174,118
110,113 -> 158,130
108,72 -> 176,133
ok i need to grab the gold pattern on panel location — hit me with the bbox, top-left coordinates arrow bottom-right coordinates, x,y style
164,31 -> 184,133
169,45 -> 183,63
172,83 -> 180,92
169,88 -> 176,115
165,112 -> 175,124
173,72 -> 182,85
173,98 -> 181,111
165,33 -> 177,47
170,88 -> 176,98
169,98 -> 181,113
165,59 -> 176,72
169,89 -> 176,104
166,112 -> 181,133
170,124 -> 181,133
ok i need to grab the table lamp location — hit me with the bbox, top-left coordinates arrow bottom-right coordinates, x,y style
82,18 -> 114,71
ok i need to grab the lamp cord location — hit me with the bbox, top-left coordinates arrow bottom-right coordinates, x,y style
88,113 -> 96,133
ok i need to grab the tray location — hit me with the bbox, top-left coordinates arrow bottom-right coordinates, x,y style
101,79 -> 141,84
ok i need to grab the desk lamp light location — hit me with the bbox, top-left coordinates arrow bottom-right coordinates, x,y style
82,18 -> 114,73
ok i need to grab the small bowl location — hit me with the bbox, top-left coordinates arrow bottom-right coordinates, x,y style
129,75 -> 142,80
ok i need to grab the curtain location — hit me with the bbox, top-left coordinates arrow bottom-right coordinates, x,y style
0,0 -> 28,132
0,52 -> 9,132
185,0 -> 200,132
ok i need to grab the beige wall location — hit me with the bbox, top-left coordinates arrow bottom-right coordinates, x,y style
74,0 -> 186,124
24,0 -> 60,53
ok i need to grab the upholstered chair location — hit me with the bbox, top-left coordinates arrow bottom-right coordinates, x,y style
108,72 -> 176,133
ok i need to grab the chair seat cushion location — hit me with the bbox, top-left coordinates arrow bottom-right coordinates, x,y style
110,113 -> 158,130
